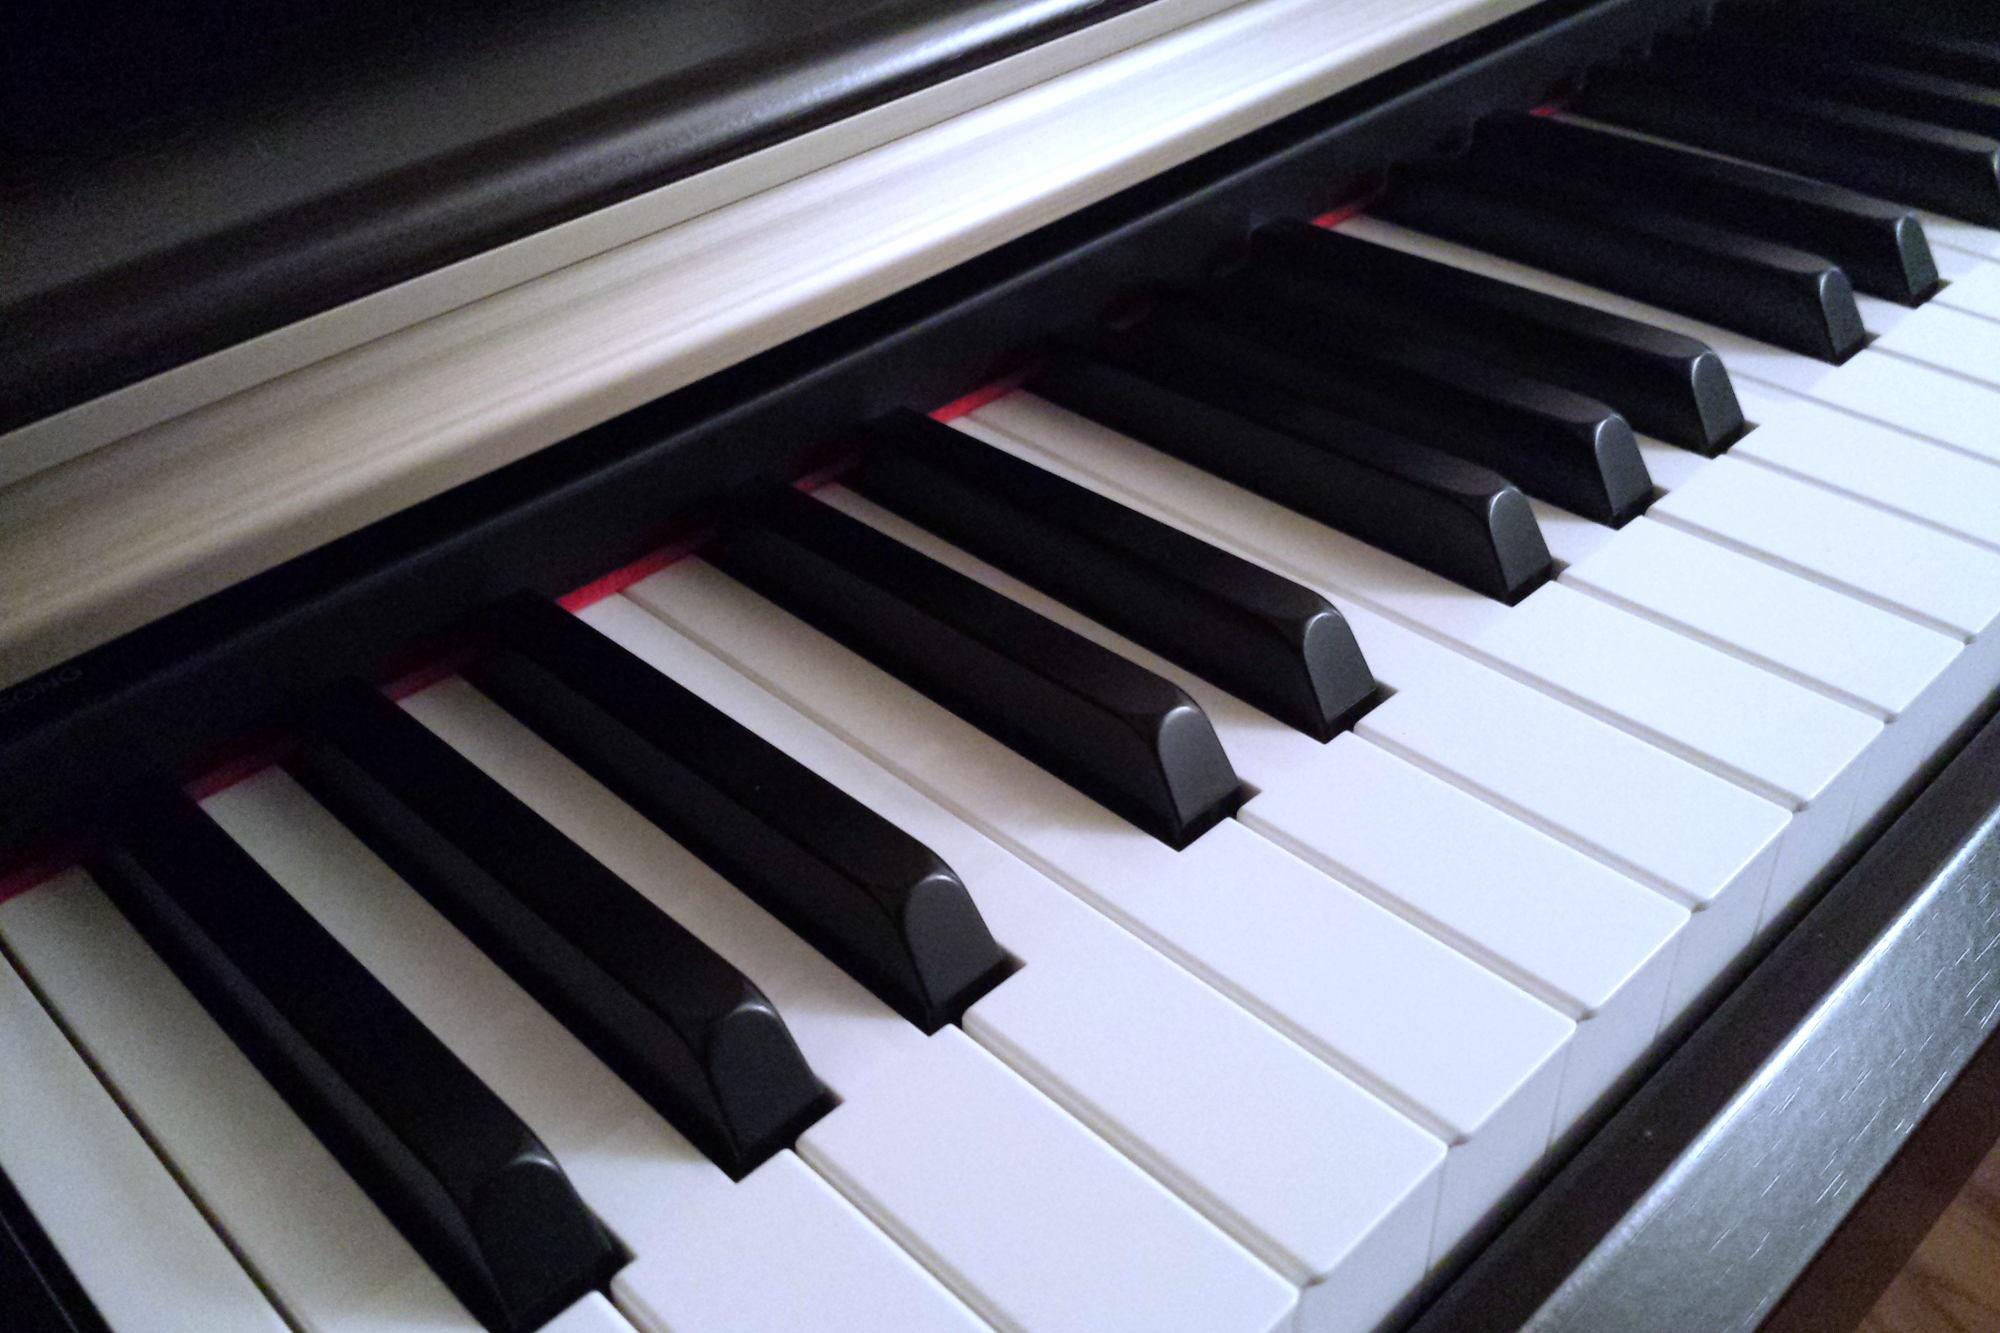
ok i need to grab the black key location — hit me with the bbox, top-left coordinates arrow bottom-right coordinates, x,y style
1377,157 -> 1867,361
0,1166 -> 105,1333
467,593 -> 1011,1023
1709,12 -> 2000,90
1572,65 -> 2000,227
1033,335 -> 1553,604
1650,31 -> 2000,144
1146,290 -> 1653,525
849,410 -> 1379,741
1865,32 -> 2000,87
83,782 -> 620,1333
704,484 -> 1243,848
1810,63 -> 2000,141
290,682 -> 833,1179
1246,221 -> 1745,452
1469,111 -> 1940,304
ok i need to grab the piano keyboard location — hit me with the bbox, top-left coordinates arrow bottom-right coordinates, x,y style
9,7 -> 2000,1331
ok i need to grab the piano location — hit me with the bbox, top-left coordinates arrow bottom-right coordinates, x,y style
4,0 -> 2000,1328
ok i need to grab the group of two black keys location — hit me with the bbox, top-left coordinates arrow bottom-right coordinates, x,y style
70,400 -> 1400,1332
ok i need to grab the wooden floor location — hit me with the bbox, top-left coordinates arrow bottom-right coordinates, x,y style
1859,1139 -> 2000,1333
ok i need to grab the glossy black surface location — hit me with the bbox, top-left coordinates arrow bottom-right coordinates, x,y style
83,783 -> 620,1333
1153,289 -> 1653,524
0,1165 -> 104,1333
290,682 -> 831,1178
1034,335 -> 1553,604
1470,110 -> 1940,304
1246,221 -> 1745,452
0,0 -> 1155,431
1572,64 -> 2000,228
468,593 -> 1009,1030
1415,706 -> 2000,1333
707,483 -> 1242,848
1377,158 -> 1869,360
849,410 -> 1379,740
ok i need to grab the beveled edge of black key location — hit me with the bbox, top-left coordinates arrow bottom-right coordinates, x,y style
854,408 -> 1381,741
473,592 -> 1017,1027
709,482 -> 1246,848
1578,413 -> 1652,529
81,780 -> 623,1333
293,680 -> 835,1179
1895,213 -> 1948,305
1809,265 -> 1871,363
1682,344 -> 1750,455
1247,220 -> 1750,453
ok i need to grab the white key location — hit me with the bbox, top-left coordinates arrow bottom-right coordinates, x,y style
546,1297 -> 646,1333
1529,498 -> 1619,568
1240,736 -> 1680,1131
1338,215 -> 2000,467
625,559 -> 1573,1258
815,484 -> 1682,1133
1852,292 -> 1918,336
1559,516 -> 1960,723
1732,385 -> 2000,553
1932,257 -> 2000,317
1809,350 -> 2000,468
1929,244 -> 1988,282
1472,585 -> 1878,894
1649,458 -> 2000,643
1867,302 -> 2000,389
802,1029 -> 1296,1333
1587,408 -> 2000,787
201,767 -> 983,1333
0,870 -> 486,1333
580,595 -> 1445,1326
1647,457 -> 2000,845
954,408 -> 1787,1005
605,1152 -> 981,1333
0,936 -> 286,1333
1918,211 -> 2000,258
1631,437 -> 1709,492
1559,515 -> 1969,846
1352,651 -> 1782,1017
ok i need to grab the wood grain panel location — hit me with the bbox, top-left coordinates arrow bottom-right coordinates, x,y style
1860,1141 -> 2000,1333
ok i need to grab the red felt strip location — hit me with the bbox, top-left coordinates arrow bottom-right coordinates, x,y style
931,364 -> 1041,423
1311,194 -> 1376,229
558,536 -> 707,612
0,851 -> 73,907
